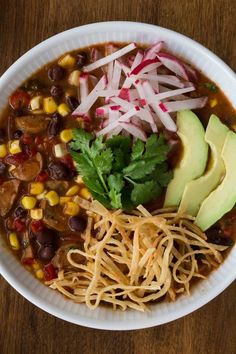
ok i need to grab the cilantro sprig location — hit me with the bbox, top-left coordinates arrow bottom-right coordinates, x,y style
70,129 -> 172,210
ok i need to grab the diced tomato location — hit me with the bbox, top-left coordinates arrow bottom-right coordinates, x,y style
35,136 -> 44,146
35,171 -> 49,182
21,135 -> 33,145
21,257 -> 35,266
31,220 -> 44,234
44,263 -> 57,281
61,155 -> 75,170
9,90 -> 30,110
24,146 -> 37,157
13,218 -> 26,232
5,152 -> 28,166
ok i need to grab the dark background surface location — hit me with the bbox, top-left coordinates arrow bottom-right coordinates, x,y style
0,1 -> 236,353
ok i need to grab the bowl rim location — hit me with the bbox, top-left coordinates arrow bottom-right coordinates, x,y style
0,21 -> 236,330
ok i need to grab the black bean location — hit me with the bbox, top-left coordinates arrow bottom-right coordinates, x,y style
48,113 -> 62,137
14,109 -> 24,117
48,65 -> 66,82
76,51 -> 88,68
0,162 -> 6,175
69,216 -> 87,232
48,161 -> 70,180
13,130 -> 23,139
24,79 -> 43,91
14,206 -> 27,218
50,85 -> 64,99
0,128 -> 6,143
66,96 -> 79,111
38,245 -> 55,262
206,227 -> 234,246
36,228 -> 57,245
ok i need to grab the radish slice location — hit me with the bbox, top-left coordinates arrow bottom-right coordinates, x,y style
120,122 -> 147,141
84,43 -> 136,72
72,75 -> 106,116
96,104 -> 112,118
110,97 -> 156,128
148,86 -> 195,102
130,58 -> 161,75
157,52 -> 189,80
162,97 -> 208,112
108,107 -> 120,124
91,48 -> 102,62
96,107 -> 138,136
135,74 -> 185,88
79,73 -> 89,101
89,75 -> 98,87
96,89 -> 120,97
142,81 -> 177,132
183,63 -> 198,82
144,41 -> 164,60
107,126 -> 123,139
111,60 -> 122,90
131,51 -> 143,71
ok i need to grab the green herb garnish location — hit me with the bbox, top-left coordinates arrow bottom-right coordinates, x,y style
203,82 -> 218,93
70,129 -> 172,210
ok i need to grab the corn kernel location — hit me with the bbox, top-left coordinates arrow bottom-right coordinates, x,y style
209,98 -> 218,108
68,70 -> 81,86
30,182 -> 44,195
57,103 -> 71,117
22,196 -> 37,210
80,187 -> 91,200
58,54 -> 76,68
30,96 -> 43,110
59,196 -> 71,205
0,144 -> 7,158
64,201 -> 80,216
9,232 -> 20,251
30,208 -> 43,220
43,97 -> 57,114
46,190 -> 60,206
36,190 -> 48,200
32,261 -> 41,270
60,129 -> 73,143
66,185 -> 80,196
54,143 -> 68,158
35,269 -> 44,280
74,175 -> 84,184
9,140 -> 22,154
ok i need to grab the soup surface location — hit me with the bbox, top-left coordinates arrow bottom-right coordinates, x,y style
0,42 -> 235,311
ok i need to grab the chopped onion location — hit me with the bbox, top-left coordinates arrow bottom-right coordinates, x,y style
130,58 -> 161,75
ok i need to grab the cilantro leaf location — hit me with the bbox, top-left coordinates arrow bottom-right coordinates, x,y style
108,173 -> 124,192
131,139 -> 144,161
82,176 -> 105,195
131,181 -> 162,205
203,82 -> 218,93
70,129 -> 172,210
108,189 -> 122,209
95,149 -> 113,175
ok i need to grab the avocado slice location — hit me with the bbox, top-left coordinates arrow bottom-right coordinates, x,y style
179,115 -> 229,216
195,130 -> 236,231
164,110 -> 208,207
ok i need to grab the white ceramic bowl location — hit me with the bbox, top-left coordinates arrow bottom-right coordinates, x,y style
0,21 -> 236,330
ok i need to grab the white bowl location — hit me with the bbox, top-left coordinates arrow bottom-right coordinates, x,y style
0,21 -> 236,330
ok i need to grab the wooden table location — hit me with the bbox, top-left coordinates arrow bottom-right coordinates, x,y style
0,1 -> 235,353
